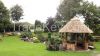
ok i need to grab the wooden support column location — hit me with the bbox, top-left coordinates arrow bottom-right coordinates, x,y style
62,33 -> 67,50
84,34 -> 88,50
75,33 -> 77,50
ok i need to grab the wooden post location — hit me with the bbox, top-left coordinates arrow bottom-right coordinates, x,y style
62,33 -> 65,50
84,34 -> 88,50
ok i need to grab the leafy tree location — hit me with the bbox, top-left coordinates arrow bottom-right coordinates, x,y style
10,4 -> 23,32
57,0 -> 100,35
0,1 -> 10,33
79,1 -> 100,35
34,20 -> 43,34
56,0 -> 83,30
55,13 -> 62,21
34,20 -> 42,29
45,17 -> 55,32
57,0 -> 83,21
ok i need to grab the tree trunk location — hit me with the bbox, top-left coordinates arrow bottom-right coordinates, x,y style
14,22 -> 15,32
19,25 -> 20,32
3,29 -> 5,33
27,26 -> 28,31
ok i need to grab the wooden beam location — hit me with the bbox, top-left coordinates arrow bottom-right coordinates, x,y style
84,34 -> 88,50
75,33 -> 77,50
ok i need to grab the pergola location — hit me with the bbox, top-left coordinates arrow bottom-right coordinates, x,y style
59,16 -> 93,50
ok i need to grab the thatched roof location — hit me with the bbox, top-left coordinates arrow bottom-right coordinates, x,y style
59,17 -> 93,33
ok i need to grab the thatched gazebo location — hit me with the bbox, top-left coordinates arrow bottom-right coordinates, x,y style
59,16 -> 93,51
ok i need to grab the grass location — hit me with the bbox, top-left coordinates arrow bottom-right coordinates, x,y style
0,36 -> 100,56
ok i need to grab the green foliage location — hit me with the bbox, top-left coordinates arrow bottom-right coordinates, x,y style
21,32 -> 33,38
45,17 -> 55,32
33,39 -> 40,43
0,1 -> 10,33
10,4 -> 23,21
57,0 -> 100,35
34,30 -> 48,42
10,4 -> 23,32
32,32 -> 36,37
57,0 -> 82,21
34,20 -> 42,29
46,32 -> 61,51
46,37 -> 61,51
48,32 -> 51,39
36,33 -> 47,42
80,1 -> 100,35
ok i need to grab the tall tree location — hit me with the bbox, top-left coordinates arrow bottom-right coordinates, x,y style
10,4 -> 23,32
79,1 -> 100,35
0,1 -> 10,33
57,0 -> 83,21
57,0 -> 100,35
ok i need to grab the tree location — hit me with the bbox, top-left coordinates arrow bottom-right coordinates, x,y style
45,17 -> 55,32
79,1 -> 100,35
34,20 -> 43,33
0,1 -> 10,33
34,20 -> 42,29
57,0 -> 83,21
10,4 -> 23,32
57,0 -> 100,35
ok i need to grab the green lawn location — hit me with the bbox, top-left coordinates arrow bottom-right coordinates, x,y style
0,36 -> 100,56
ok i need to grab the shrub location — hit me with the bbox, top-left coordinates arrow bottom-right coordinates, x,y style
4,32 -> 13,36
33,37 -> 40,43
12,32 -> 17,36
36,34 -> 47,42
46,33 -> 62,51
46,37 -> 61,51
33,39 -> 40,43
20,31 -> 33,38
20,31 -> 34,42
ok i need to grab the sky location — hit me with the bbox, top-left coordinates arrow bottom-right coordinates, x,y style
1,0 -> 100,24
1,0 -> 60,24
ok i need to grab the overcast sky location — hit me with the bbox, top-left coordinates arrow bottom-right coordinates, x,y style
1,0 -> 100,24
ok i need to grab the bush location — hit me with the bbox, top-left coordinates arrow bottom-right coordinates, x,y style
46,37 -> 61,51
46,33 -> 62,51
36,34 -> 47,42
20,31 -> 34,42
33,39 -> 40,43
32,32 -> 36,37
20,32 -> 33,38
33,37 -> 40,43
12,32 -> 17,36
4,32 -> 13,36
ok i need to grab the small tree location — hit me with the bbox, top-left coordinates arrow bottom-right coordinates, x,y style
10,4 -> 23,32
